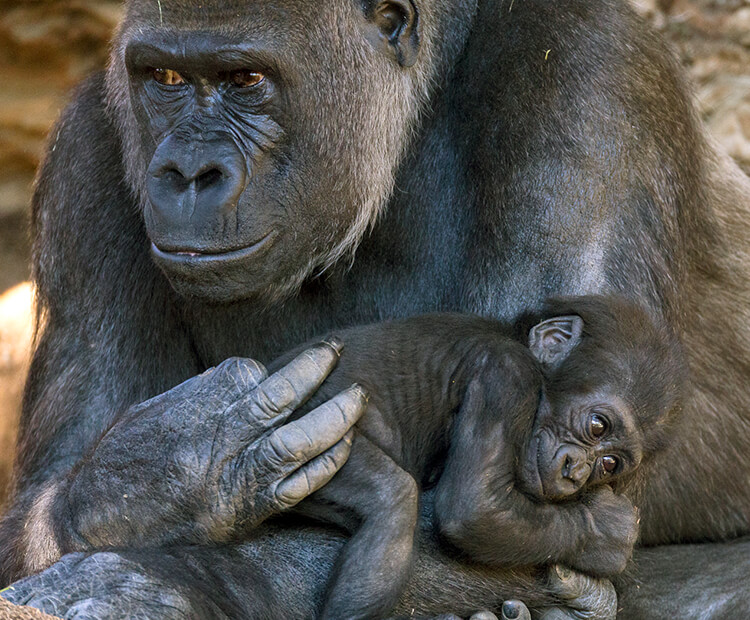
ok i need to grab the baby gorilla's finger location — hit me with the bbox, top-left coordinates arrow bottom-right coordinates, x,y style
539,566 -> 617,620
275,431 -> 355,508
499,601 -> 529,620
256,385 -> 367,475
245,340 -> 343,427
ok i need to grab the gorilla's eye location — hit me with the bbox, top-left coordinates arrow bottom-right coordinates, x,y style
229,70 -> 265,88
590,413 -> 608,438
601,455 -> 619,474
152,68 -> 185,86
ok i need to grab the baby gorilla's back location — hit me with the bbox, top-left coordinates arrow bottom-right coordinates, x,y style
271,313 -> 524,478
266,296 -> 680,620
269,313 -> 538,620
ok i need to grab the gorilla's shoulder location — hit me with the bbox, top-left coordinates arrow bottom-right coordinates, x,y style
32,71 -> 145,305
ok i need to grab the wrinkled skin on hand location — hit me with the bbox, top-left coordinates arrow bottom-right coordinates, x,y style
64,341 -> 367,550
2,552 -> 224,620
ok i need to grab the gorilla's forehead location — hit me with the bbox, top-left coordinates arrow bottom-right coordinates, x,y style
125,0 -> 352,33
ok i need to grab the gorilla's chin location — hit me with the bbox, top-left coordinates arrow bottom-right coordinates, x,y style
149,234 -> 291,304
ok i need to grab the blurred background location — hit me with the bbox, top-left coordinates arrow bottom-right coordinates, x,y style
0,0 -> 748,509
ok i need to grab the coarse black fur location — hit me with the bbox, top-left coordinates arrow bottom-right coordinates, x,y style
1,0 -> 750,618
268,296 -> 683,618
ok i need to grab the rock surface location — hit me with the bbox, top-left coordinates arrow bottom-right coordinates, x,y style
0,0 -> 122,290
634,0 -> 750,175
0,283 -> 34,510
0,596 -> 61,620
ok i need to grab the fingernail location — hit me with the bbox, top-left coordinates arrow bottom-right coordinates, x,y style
555,565 -> 572,580
350,383 -> 370,403
343,429 -> 355,445
323,336 -> 344,356
502,602 -> 520,619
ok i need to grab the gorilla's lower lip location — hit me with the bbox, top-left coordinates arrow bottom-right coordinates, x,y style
151,233 -> 276,264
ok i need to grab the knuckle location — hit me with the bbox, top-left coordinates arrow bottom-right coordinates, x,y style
220,357 -> 267,387
254,376 -> 296,417
276,476 -> 311,507
263,425 -> 308,467
317,451 -> 341,478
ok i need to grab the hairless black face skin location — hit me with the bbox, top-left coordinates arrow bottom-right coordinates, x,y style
267,295 -> 685,618
4,0 -> 750,618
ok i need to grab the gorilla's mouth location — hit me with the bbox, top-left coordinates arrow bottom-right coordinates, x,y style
150,232 -> 276,265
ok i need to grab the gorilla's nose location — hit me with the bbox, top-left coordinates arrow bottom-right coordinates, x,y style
547,445 -> 591,497
146,135 -> 247,221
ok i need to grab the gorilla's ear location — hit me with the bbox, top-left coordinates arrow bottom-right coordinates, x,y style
529,315 -> 584,368
370,0 -> 420,67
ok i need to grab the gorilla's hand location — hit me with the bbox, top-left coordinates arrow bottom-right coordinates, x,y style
535,566 -> 617,620
389,567 -> 615,620
570,486 -> 639,577
449,567 -> 616,620
2,552 -> 218,620
52,342 -> 365,554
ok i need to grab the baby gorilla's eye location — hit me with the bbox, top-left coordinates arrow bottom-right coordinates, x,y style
602,455 -> 619,473
590,413 -> 608,438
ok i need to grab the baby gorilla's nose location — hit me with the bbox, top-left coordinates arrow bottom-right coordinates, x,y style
560,448 -> 588,482
547,445 -> 591,498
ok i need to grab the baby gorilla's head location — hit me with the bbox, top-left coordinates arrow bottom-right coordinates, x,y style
515,296 -> 686,502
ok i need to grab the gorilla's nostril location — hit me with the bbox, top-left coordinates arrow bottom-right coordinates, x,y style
196,168 -> 224,192
562,454 -> 572,478
164,168 -> 185,181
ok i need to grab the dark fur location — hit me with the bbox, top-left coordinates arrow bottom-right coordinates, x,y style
269,296 -> 683,618
1,0 -> 750,618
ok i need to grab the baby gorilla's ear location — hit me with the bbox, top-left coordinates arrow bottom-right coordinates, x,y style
529,315 -> 584,368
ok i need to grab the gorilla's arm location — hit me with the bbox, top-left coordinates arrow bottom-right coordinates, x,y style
2,502 -> 619,620
0,76 -> 365,583
616,540 -> 750,619
9,531 -> 750,619
0,76 -> 612,620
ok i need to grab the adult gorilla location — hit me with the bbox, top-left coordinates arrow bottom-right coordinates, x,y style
2,0 -> 750,618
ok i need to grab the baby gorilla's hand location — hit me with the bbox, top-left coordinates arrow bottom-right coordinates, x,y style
568,485 -> 639,577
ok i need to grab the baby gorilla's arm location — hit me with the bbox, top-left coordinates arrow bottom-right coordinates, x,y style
433,377 -> 638,577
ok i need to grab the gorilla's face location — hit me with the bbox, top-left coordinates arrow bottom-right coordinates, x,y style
108,0 -> 425,302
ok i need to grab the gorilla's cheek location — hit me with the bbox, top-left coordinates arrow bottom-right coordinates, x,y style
517,433 -> 545,500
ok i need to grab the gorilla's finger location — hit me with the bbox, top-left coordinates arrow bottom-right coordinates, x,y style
499,601 -> 530,620
535,611 -> 577,620
256,385 -> 366,474
471,610 -> 500,620
542,565 -> 617,620
275,431 -> 355,508
247,341 -> 343,425
209,357 -> 268,390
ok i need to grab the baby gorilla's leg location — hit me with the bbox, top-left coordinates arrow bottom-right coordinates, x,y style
296,435 -> 419,620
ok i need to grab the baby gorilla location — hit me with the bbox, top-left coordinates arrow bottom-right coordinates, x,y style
268,296 -> 685,620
